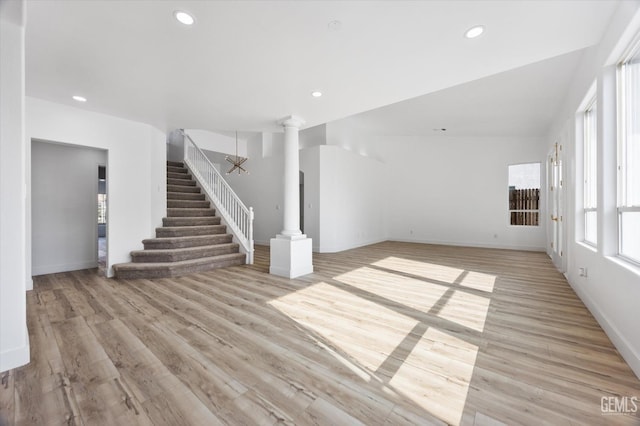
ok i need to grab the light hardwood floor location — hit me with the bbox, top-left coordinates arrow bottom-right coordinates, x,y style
1,242 -> 639,425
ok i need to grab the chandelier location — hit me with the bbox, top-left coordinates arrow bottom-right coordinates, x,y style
226,131 -> 248,175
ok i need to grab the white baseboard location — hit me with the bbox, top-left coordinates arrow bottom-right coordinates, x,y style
390,237 -> 546,252
317,238 -> 387,254
32,260 -> 98,276
568,277 -> 640,380
0,336 -> 30,373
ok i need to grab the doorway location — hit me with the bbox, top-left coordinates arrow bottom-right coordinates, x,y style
31,140 -> 107,276
299,170 -> 304,234
98,165 -> 107,274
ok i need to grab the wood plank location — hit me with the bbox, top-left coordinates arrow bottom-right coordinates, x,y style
13,290 -> 79,426
0,371 -> 15,426
3,242 -> 639,425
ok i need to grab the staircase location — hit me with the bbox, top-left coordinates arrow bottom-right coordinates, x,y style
113,161 -> 246,279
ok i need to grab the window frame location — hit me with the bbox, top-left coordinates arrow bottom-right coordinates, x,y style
508,162 -> 541,227
617,39 -> 640,265
583,98 -> 598,246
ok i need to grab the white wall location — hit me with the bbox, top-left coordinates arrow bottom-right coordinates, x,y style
318,146 -> 387,252
167,129 -> 183,162
223,132 -> 325,247
0,0 -> 29,373
299,124 -> 326,150
31,141 -> 107,275
327,131 -> 548,251
184,129 -> 247,157
300,146 -> 320,249
226,125 -> 543,254
546,1 -> 640,378
224,133 -> 284,245
149,126 -> 167,237
26,97 -> 166,278
223,131 -> 382,253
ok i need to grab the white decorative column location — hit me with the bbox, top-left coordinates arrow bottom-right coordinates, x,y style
270,115 -> 313,278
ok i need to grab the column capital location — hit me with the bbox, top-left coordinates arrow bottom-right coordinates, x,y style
277,115 -> 306,129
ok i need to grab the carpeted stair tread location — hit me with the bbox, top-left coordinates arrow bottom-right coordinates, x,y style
113,253 -> 246,279
167,184 -> 201,193
155,223 -> 224,238
167,208 -> 216,217
167,178 -> 196,186
167,199 -> 210,209
167,172 -> 192,180
162,216 -> 220,227
143,233 -> 231,249
167,166 -> 188,174
167,161 -> 184,168
131,243 -> 240,262
167,192 -> 206,201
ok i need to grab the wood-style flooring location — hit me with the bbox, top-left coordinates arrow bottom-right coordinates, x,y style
1,242 -> 639,425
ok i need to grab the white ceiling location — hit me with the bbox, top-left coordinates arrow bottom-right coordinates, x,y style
332,48 -> 588,138
25,0 -> 619,134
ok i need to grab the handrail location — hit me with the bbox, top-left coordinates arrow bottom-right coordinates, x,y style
180,129 -> 254,264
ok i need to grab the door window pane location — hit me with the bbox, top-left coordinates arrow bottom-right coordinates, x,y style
508,163 -> 540,226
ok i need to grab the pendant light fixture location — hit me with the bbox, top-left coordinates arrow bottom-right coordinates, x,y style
226,131 -> 249,175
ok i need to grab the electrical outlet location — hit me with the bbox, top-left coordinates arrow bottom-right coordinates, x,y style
579,267 -> 588,277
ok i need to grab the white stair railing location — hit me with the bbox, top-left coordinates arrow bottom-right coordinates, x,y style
180,130 -> 254,264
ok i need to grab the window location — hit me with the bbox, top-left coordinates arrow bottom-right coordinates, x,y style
584,100 -> 597,245
98,165 -> 107,225
98,194 -> 107,224
509,163 -> 540,226
618,42 -> 640,263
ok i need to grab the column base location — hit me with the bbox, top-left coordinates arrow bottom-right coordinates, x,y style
270,235 -> 313,278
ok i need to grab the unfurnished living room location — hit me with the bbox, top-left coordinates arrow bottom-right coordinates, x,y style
1,0 -> 640,425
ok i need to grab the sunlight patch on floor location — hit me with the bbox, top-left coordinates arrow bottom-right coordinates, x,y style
268,282 -> 418,371
459,270 -> 496,293
436,290 -> 491,332
333,267 -> 491,332
372,257 -> 465,284
333,266 -> 450,313
389,328 -> 479,425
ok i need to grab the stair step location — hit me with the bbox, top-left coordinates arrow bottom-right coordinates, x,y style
167,172 -> 192,180
167,192 -> 206,201
167,200 -> 210,209
115,159 -> 244,280
167,208 -> 215,217
163,216 -> 220,227
156,223 -> 223,238
131,243 -> 240,263
114,253 -> 246,279
144,233 -> 231,249
167,184 -> 201,194
167,178 -> 196,187
167,166 -> 188,174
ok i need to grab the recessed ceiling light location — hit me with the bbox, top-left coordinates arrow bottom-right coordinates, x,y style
464,25 -> 484,39
328,20 -> 342,31
174,11 -> 195,26
72,95 -> 87,102
311,91 -> 322,98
